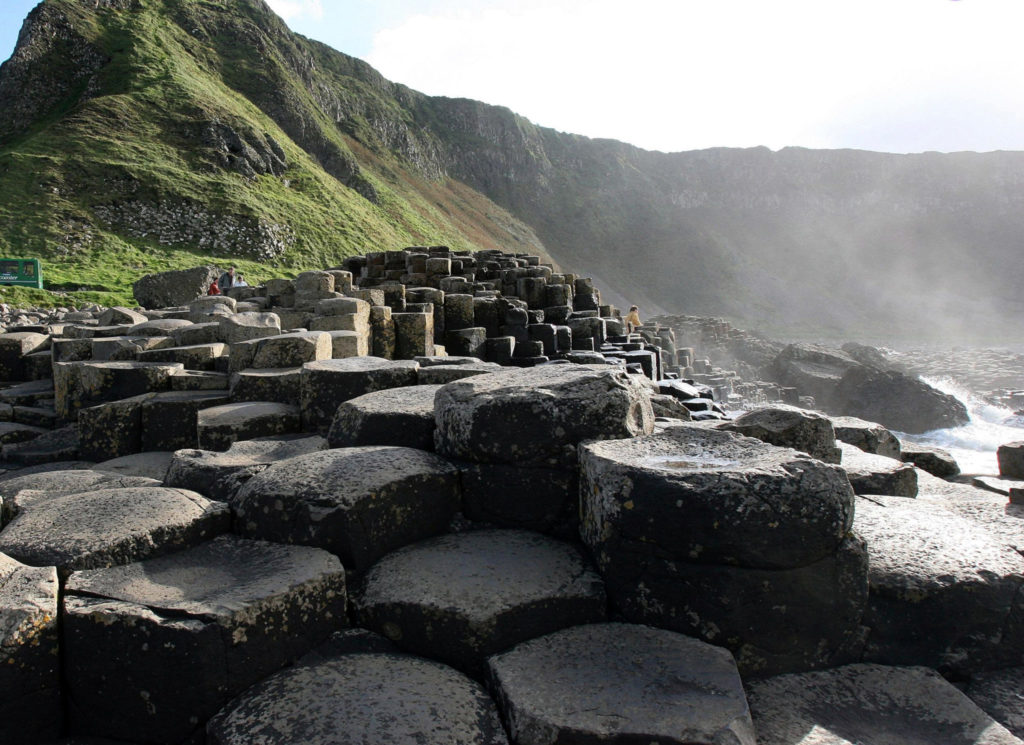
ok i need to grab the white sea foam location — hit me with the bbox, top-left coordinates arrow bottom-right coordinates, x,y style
897,377 -> 1024,475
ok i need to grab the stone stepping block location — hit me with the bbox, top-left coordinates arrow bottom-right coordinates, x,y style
166,435 -> 328,502
229,330 -> 331,374
916,471 -> 1024,553
855,494 -> 1024,674
1,424 -> 81,466
300,357 -> 419,434
460,462 -> 578,538
838,442 -> 918,496
328,384 -> 441,450
0,378 -> 55,406
418,361 -> 503,384
230,366 -> 302,404
0,460 -> 96,481
169,320 -> 223,347
829,414 -> 902,457
169,368 -> 230,391
721,403 -> 840,463
487,622 -> 754,745
64,535 -> 347,744
92,451 -> 175,481
54,360 -> 184,421
136,342 -> 227,370
0,469 -> 161,523
901,442 -> 960,478
217,311 -> 282,345
197,401 -> 300,450
0,331 -> 50,381
966,667 -> 1024,738
0,552 -> 60,744
206,652 -> 507,745
0,420 -> 49,444
354,529 -> 606,674
0,486 -> 229,574
1000,442 -> 1024,479
233,446 -> 460,572
581,423 -> 854,570
435,365 -> 654,468
127,318 -> 193,337
747,663 -> 1023,745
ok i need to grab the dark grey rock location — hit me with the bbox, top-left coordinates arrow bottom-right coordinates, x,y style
355,529 -> 606,675
435,365 -> 654,468
64,535 -> 347,744
132,265 -> 220,309
901,443 -> 960,478
487,622 -> 755,745
833,366 -> 969,434
0,486 -> 229,574
748,663 -> 1023,745
838,442 -> 918,497
1,423 -> 80,466
967,667 -> 1024,739
328,384 -> 440,450
206,652 -> 507,745
999,442 -> 1024,479
0,469 -> 160,523
300,357 -> 419,434
54,360 -> 183,421
459,462 -> 578,538
197,401 -> 300,450
722,404 -> 840,463
233,446 -> 460,572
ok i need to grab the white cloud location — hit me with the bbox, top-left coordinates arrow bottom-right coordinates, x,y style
364,0 -> 1024,153
265,0 -> 323,22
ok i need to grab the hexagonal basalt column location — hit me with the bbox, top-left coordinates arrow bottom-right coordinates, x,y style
328,384 -> 441,450
354,529 -> 606,674
64,535 -> 347,744
300,357 -> 419,435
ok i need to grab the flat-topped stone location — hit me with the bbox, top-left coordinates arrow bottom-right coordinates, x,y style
64,535 -> 347,743
581,424 -> 855,570
230,366 -> 301,404
0,469 -> 160,522
838,441 -> 918,497
855,494 -> 1024,673
828,414 -> 903,458
355,529 -> 605,674
434,365 -> 654,468
418,361 -> 502,384
92,450 -> 175,480
0,552 -> 60,743
233,446 -> 460,571
54,360 -> 184,420
748,663 -> 1023,745
487,622 -> 755,745
0,486 -> 229,574
165,435 -> 328,502
197,401 -> 300,450
901,442 -> 960,478
722,403 -> 840,463
206,652 -> 508,745
300,356 -> 420,434
328,384 -> 440,450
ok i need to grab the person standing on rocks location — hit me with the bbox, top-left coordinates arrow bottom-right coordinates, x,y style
218,266 -> 236,293
625,305 -> 642,334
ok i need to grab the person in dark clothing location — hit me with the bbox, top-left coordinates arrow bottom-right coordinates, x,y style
217,266 -> 236,292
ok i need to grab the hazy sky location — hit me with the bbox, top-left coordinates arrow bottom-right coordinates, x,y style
3,0 -> 1024,153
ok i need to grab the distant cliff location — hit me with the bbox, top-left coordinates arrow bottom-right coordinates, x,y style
2,0 -> 1023,341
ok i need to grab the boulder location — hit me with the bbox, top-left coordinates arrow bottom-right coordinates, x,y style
833,366 -> 969,434
434,365 -> 654,468
748,663 -> 1022,745
722,404 -> 840,463
233,446 -> 460,572
580,424 -> 855,570
0,486 -> 229,574
901,443 -> 960,478
487,622 -> 755,745
97,306 -> 149,327
64,535 -> 347,743
206,653 -> 507,745
132,265 -> 220,309
354,529 -> 606,675
999,441 -> 1024,479
838,442 -> 918,497
0,552 -> 60,744
327,384 -> 440,450
768,343 -> 861,405
218,311 -> 281,345
829,414 -> 902,458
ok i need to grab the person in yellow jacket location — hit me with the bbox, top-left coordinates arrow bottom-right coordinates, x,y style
625,305 -> 642,333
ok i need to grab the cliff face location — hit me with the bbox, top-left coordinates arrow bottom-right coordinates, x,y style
2,0 -> 1023,340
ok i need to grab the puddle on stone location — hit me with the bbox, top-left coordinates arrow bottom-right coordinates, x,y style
641,454 -> 740,470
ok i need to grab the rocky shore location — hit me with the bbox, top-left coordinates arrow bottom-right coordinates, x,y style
0,248 -> 1022,744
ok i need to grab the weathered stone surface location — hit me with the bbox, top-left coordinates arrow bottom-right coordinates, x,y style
829,414 -> 902,457
137,342 -> 227,370
833,366 -> 970,434
206,652 -> 507,745
0,486 -> 229,573
418,360 -> 502,384
1,424 -> 81,466
127,318 -> 193,337
218,311 -> 281,345
0,332 -> 50,381
0,469 -> 160,522
229,366 -> 301,404
355,529 -> 606,674
165,435 -> 328,502
64,535 -> 347,743
233,447 -> 460,571
92,451 -> 175,480
901,443 -> 960,478
169,321 -> 222,347
855,494 -> 1024,674
140,390 -> 231,451
999,442 -> 1024,479
97,306 -> 149,327
435,365 -> 654,468
459,462 -> 578,538
488,622 -> 755,745
967,667 -> 1024,739
77,394 -> 150,460
581,424 -> 854,570
0,552 -> 60,744
838,441 -> 918,497
54,360 -> 183,420
197,401 -> 300,450
649,393 -> 694,420
300,357 -> 419,434
748,663 -> 1023,745
769,343 -> 861,405
132,265 -> 220,309
328,384 -> 440,450
722,404 -> 840,463
0,420 -> 49,444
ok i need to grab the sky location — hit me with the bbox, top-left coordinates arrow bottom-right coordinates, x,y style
3,0 -> 1024,154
